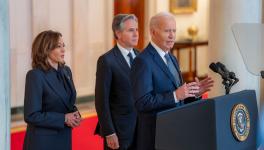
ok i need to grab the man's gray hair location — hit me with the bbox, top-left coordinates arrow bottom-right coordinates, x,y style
149,12 -> 175,29
112,14 -> 138,39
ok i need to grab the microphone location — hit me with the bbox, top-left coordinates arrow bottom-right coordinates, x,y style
209,62 -> 239,94
209,63 -> 218,73
216,62 -> 229,74
209,63 -> 229,80
216,62 -> 239,85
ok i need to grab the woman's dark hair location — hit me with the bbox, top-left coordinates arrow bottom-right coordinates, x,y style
31,30 -> 62,70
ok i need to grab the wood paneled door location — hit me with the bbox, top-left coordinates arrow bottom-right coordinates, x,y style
114,0 -> 145,50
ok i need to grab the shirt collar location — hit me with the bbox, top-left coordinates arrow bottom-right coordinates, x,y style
117,42 -> 134,56
150,41 -> 169,58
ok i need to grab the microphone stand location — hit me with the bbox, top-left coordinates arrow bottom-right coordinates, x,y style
222,77 -> 238,95
222,78 -> 232,95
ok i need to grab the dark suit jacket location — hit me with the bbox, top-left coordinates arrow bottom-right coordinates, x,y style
23,66 -> 77,150
131,43 -> 198,150
94,45 -> 138,149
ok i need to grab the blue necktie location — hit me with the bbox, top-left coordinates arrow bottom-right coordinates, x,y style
127,52 -> 133,67
164,53 -> 181,87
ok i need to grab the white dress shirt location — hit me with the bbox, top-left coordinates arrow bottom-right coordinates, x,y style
117,43 -> 136,68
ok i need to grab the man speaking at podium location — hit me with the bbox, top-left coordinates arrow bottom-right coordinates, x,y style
131,12 -> 214,150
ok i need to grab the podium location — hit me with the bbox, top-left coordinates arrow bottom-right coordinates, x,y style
155,90 -> 258,150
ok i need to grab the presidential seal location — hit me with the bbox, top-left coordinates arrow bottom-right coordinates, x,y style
231,104 -> 250,142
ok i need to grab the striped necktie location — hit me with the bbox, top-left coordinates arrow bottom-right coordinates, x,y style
164,53 -> 181,87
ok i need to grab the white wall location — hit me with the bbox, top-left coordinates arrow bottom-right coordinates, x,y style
9,0 -> 113,107
12,0 -> 261,107
209,0 -> 262,100
9,0 -> 209,107
72,0 -> 113,96
9,0 -> 32,107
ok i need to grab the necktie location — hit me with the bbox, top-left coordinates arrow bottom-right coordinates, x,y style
164,53 -> 181,87
127,52 -> 134,67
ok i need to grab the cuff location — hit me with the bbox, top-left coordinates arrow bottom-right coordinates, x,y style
106,133 -> 116,137
173,91 -> 179,103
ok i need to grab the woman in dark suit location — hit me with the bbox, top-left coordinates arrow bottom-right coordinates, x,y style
23,30 -> 82,150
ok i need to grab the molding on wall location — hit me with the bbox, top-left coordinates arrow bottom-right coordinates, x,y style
11,95 -> 95,115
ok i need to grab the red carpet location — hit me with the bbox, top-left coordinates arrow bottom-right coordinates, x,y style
11,94 -> 209,150
11,116 -> 103,150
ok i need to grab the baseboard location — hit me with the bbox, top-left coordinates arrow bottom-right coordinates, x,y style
11,95 -> 95,115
